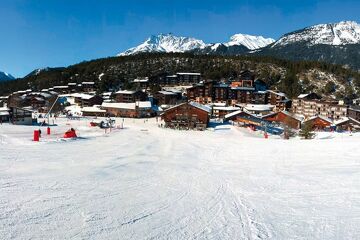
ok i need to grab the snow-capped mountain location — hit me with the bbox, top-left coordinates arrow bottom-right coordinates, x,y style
0,71 -> 15,81
273,21 -> 360,47
225,34 -> 275,50
118,34 -> 207,56
256,21 -> 360,70
118,33 -> 275,56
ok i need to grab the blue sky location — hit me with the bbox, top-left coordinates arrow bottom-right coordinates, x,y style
1,0 -> 359,77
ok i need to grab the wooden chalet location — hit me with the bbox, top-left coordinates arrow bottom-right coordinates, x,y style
224,110 -> 265,127
161,102 -> 210,130
132,78 -> 149,89
303,116 -> 332,130
115,90 -> 147,103
81,82 -> 95,92
263,110 -> 304,129
81,106 -> 107,117
74,94 -> 103,107
9,107 -> 34,125
153,91 -> 179,106
176,73 -> 201,85
266,90 -> 290,111
334,117 -> 360,132
348,105 -> 360,121
212,106 -> 240,119
186,81 -> 214,104
102,101 -> 153,118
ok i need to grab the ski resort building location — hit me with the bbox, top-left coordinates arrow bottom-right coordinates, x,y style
334,117 -> 360,132
348,105 -> 360,121
266,90 -> 291,111
303,116 -> 333,130
81,106 -> 107,117
101,101 -> 153,118
263,110 -> 304,129
73,94 -> 103,107
292,93 -> 348,120
161,102 -> 210,130
153,91 -> 180,106
115,90 -> 148,103
81,82 -> 95,92
9,107 -> 34,125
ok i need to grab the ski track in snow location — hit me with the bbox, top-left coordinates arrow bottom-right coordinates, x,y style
1,117 -> 360,239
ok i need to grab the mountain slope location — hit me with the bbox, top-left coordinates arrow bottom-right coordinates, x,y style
255,21 -> 360,69
118,34 -> 207,56
119,33 -> 275,56
1,53 -> 359,100
273,21 -> 360,47
0,71 -> 15,81
226,34 -> 275,50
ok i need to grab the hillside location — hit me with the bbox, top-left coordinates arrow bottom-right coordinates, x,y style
0,53 -> 359,100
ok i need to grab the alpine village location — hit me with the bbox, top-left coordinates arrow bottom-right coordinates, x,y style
2,21 -> 360,140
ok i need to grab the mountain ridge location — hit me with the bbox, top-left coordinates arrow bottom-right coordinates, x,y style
0,71 -> 15,81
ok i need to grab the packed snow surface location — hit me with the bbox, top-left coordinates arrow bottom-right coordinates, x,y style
1,117 -> 360,239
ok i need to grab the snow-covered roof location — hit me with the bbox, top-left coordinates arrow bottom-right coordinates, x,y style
82,106 -> 106,113
133,78 -> 149,83
82,82 -> 95,85
102,101 -> 151,110
164,102 -> 210,113
68,82 -> 77,86
334,117 -> 350,125
231,87 -> 255,91
71,93 -> 94,100
212,102 -> 227,107
53,86 -> 69,89
189,102 -> 211,113
213,106 -> 241,111
224,110 -> 243,119
115,90 -> 136,94
305,115 -> 333,124
281,110 -> 305,122
267,90 -> 286,97
244,104 -> 274,112
177,72 -> 201,76
298,93 -> 309,99
0,107 -> 10,112
158,91 -> 177,95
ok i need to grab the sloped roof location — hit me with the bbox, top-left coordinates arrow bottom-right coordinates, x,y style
189,102 -> 211,113
305,115 -> 333,124
102,101 -> 151,110
281,110 -> 305,122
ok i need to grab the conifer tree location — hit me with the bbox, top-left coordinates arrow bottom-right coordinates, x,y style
299,121 -> 315,139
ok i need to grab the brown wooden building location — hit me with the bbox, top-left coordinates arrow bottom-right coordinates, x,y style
153,91 -> 179,106
334,117 -> 360,132
102,101 -> 153,118
74,94 -> 103,107
161,102 -> 210,130
266,90 -> 290,111
348,105 -> 360,121
263,111 -> 304,129
303,116 -> 332,130
115,90 -> 147,103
